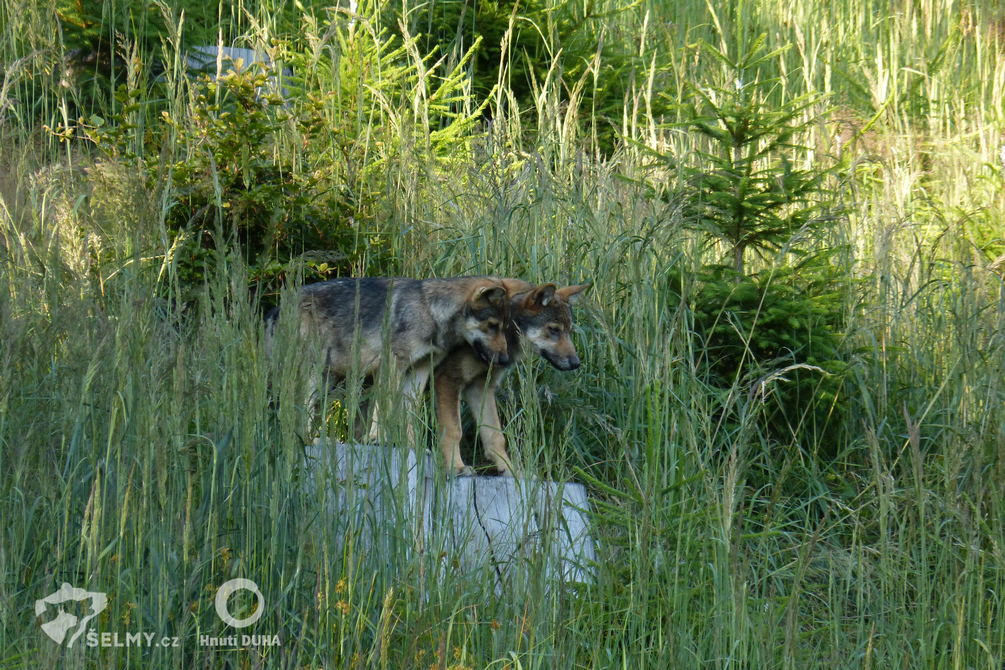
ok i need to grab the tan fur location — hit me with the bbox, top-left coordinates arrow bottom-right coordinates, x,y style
434,281 -> 589,476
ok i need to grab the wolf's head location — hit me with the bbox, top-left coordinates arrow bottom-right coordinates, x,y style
461,281 -> 511,366
511,283 -> 590,371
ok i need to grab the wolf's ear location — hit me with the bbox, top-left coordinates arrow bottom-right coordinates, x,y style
500,277 -> 534,295
475,285 -> 507,307
527,284 -> 557,310
556,283 -> 590,305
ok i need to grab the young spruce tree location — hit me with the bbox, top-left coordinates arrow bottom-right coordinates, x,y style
675,36 -> 831,274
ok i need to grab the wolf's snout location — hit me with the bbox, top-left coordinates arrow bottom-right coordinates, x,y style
543,350 -> 581,371
474,341 -> 509,366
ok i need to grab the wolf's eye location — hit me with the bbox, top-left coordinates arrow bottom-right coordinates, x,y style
488,321 -> 501,334
549,326 -> 561,339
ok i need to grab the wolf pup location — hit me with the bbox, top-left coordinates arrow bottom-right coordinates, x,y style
433,280 -> 589,476
267,276 -> 511,439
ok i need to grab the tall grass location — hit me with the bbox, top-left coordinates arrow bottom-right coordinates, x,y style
2,0 -> 1005,668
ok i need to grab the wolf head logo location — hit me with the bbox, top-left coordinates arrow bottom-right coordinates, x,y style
35,582 -> 108,647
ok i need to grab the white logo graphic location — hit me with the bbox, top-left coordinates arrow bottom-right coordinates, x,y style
35,583 -> 108,647
214,579 -> 264,628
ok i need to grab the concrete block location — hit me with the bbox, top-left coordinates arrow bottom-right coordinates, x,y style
304,440 -> 596,590
187,46 -> 270,74
185,46 -> 291,98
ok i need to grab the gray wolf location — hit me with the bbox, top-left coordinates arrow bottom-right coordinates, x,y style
433,280 -> 589,476
266,276 -> 511,438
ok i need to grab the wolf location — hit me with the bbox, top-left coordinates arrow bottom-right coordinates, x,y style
266,276 -> 511,438
433,280 -> 589,476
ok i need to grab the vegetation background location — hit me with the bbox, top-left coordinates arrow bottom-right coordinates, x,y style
2,0 -> 1005,667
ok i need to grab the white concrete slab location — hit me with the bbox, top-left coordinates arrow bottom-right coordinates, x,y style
187,46 -> 270,74
186,46 -> 291,98
304,439 -> 596,591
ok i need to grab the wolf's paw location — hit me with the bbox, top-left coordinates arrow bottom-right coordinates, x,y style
497,466 -> 517,478
454,465 -> 475,478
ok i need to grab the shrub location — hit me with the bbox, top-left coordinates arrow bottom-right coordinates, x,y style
80,66 -> 370,303
670,257 -> 852,457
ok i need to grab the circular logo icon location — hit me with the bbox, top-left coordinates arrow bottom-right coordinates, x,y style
215,579 -> 264,628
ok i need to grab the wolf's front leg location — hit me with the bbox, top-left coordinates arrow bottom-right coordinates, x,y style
434,372 -> 474,476
465,382 -> 515,477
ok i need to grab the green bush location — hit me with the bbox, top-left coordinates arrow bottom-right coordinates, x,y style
671,259 -> 852,456
162,68 -> 364,286
80,67 -> 370,303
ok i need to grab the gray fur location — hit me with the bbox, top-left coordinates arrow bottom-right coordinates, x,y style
266,276 -> 511,435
